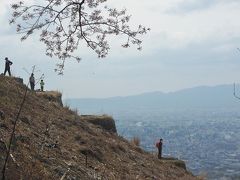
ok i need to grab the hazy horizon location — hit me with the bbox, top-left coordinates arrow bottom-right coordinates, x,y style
65,83 -> 236,99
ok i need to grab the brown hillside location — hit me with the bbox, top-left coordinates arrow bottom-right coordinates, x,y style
0,76 -> 199,180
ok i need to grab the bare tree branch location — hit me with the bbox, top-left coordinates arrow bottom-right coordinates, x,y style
10,0 -> 150,74
1,83 -> 29,180
1,66 -> 37,180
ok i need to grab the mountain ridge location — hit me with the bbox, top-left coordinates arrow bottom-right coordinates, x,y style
66,84 -> 239,109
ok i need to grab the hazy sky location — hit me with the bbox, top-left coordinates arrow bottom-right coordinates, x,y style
1,0 -> 240,98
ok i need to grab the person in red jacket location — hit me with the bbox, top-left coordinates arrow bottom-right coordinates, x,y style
156,138 -> 163,159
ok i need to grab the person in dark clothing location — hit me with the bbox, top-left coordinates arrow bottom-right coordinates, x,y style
3,57 -> 13,76
156,138 -> 163,159
29,73 -> 35,91
40,79 -> 45,91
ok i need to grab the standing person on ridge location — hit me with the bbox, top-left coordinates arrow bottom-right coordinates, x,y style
40,79 -> 45,92
3,57 -> 13,76
29,73 -> 35,91
156,138 -> 163,159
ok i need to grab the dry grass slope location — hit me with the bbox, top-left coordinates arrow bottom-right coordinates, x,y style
0,76 -> 200,180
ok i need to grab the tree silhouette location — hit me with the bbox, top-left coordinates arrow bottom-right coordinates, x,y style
10,0 -> 150,74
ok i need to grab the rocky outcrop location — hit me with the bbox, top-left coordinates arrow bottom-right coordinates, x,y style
0,75 -> 24,84
161,157 -> 187,170
36,91 -> 63,106
81,115 -> 117,133
13,77 -> 24,84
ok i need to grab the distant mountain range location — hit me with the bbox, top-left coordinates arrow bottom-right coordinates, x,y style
65,84 -> 240,109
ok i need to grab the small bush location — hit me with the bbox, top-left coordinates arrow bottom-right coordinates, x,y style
63,103 -> 71,111
131,137 -> 140,147
197,172 -> 207,180
73,108 -> 79,115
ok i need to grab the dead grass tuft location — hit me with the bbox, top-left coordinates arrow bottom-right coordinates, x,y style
130,137 -> 140,147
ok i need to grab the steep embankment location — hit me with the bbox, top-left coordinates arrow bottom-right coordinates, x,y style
0,76 -> 198,180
